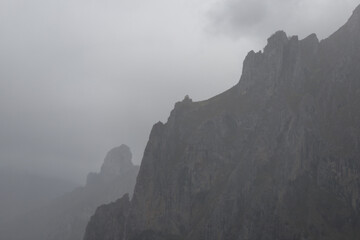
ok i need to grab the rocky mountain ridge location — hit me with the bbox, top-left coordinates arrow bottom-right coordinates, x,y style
84,5 -> 360,240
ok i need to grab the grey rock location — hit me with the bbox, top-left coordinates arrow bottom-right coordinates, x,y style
84,5 -> 360,240
84,194 -> 131,240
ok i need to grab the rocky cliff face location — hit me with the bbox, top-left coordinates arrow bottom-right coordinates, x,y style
84,6 -> 360,240
2,145 -> 139,240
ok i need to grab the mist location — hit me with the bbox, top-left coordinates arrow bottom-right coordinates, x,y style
1,0 -> 358,184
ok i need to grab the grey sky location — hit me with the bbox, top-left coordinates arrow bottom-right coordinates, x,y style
1,0 -> 359,183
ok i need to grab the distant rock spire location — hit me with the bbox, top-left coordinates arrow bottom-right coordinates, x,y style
87,144 -> 134,185
100,144 -> 133,177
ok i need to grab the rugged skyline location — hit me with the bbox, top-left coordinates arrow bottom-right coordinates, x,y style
84,4 -> 360,239
1,0 -> 359,183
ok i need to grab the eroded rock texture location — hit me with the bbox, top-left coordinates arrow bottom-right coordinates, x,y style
84,5 -> 360,240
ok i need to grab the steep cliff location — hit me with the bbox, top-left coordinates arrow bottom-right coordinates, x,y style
2,145 -> 139,240
84,5 -> 360,240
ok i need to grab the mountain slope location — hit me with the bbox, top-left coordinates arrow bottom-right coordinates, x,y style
85,5 -> 360,240
2,145 -> 139,240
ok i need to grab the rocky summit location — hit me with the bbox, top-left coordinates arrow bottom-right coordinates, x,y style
2,145 -> 139,240
84,5 -> 360,240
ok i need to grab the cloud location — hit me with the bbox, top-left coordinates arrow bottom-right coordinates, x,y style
207,0 -> 269,38
0,0 -> 244,183
1,0 -> 359,183
207,0 -> 360,40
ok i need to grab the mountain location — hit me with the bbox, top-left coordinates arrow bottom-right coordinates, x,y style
0,167 -> 77,227
84,5 -> 360,240
2,144 -> 139,240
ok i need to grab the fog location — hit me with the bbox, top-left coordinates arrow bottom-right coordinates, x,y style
1,0 -> 358,183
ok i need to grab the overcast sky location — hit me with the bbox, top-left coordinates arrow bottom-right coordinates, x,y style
1,0 -> 359,183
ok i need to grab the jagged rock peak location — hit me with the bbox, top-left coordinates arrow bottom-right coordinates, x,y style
268,30 -> 288,43
239,30 -> 320,90
169,95 -> 194,121
264,30 -> 288,53
301,33 -> 319,44
86,144 -> 135,185
100,144 -> 133,176
175,94 -> 193,107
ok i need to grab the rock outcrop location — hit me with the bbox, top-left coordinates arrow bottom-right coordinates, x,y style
84,5 -> 360,240
2,145 -> 139,240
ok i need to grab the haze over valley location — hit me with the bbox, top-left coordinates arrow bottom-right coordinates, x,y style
1,1 -> 360,240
